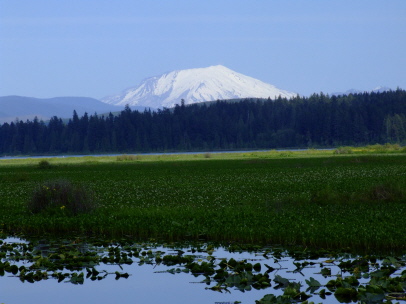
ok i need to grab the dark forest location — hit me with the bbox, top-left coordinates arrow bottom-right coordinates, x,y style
1,89 -> 405,155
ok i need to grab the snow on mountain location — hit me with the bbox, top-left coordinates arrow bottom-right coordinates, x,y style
371,86 -> 392,93
102,65 -> 296,108
332,86 -> 392,96
331,89 -> 362,96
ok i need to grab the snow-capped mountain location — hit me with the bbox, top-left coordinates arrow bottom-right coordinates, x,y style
331,86 -> 392,96
371,86 -> 392,93
102,65 -> 296,108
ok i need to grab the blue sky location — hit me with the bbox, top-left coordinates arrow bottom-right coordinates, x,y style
1,0 -> 405,99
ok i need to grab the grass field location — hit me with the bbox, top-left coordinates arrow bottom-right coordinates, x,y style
1,147 -> 405,253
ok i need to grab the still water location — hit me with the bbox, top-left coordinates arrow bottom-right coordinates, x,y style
1,237 -> 405,304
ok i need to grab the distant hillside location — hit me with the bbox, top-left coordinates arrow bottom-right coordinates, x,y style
0,96 -> 150,123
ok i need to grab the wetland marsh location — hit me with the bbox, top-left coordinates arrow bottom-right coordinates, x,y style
1,148 -> 406,303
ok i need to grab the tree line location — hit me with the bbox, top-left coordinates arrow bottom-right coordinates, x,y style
1,89 -> 406,155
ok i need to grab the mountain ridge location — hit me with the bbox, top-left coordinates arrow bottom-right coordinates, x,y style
101,65 -> 297,108
331,86 -> 392,96
0,96 -> 137,123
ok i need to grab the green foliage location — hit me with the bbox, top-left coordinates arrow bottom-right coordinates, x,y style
38,160 -> 52,169
350,143 -> 405,154
2,171 -> 30,182
365,143 -> 402,152
116,154 -> 141,161
333,146 -> 353,154
0,154 -> 405,252
334,287 -> 358,303
363,182 -> 406,202
27,180 -> 96,216
203,152 -> 211,158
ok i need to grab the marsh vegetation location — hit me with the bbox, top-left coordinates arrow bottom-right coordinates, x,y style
1,148 -> 405,303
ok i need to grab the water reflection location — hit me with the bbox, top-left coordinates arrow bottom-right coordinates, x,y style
1,237 -> 405,304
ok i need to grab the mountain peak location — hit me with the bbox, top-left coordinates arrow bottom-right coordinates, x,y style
102,66 -> 296,108
331,86 -> 392,96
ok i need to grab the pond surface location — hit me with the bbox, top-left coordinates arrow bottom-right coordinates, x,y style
1,237 -> 405,304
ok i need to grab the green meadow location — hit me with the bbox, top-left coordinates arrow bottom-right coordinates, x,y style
1,146 -> 406,253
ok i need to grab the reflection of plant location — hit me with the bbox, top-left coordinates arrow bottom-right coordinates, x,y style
28,180 -> 96,216
1,238 -> 405,303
